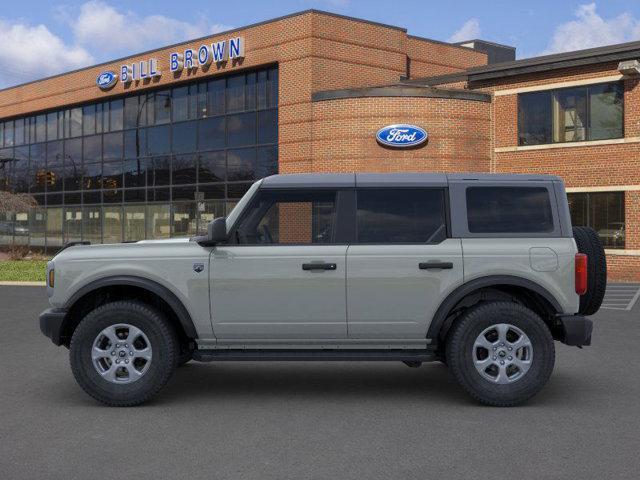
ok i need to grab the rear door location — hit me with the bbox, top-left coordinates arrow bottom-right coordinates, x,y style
346,187 -> 464,339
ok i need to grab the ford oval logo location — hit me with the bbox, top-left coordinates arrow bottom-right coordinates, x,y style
96,71 -> 118,90
376,124 -> 428,148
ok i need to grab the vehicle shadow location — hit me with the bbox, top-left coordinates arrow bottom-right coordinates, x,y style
160,361 -> 470,405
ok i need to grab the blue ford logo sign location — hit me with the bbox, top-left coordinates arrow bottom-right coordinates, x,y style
96,71 -> 118,90
376,124 -> 428,148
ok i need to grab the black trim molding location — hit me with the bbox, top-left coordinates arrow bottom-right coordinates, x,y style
64,275 -> 198,338
312,86 -> 491,103
426,275 -> 563,340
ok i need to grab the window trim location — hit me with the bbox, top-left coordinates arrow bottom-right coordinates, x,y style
353,187 -> 450,245
517,81 -> 625,147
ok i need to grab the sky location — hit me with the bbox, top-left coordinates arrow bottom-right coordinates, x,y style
1,0 -> 640,88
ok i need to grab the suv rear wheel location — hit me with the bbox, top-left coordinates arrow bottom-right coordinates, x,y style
70,301 -> 177,406
446,301 -> 555,406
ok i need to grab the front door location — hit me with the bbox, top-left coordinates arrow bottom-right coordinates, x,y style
346,188 -> 464,339
210,188 -> 348,340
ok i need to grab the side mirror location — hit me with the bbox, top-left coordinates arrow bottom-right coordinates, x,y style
208,217 -> 228,244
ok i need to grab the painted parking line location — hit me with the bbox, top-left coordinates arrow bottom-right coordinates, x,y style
601,284 -> 640,311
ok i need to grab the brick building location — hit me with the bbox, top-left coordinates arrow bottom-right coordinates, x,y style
0,10 -> 637,280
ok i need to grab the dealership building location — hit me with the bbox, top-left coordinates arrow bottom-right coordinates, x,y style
0,10 -> 638,280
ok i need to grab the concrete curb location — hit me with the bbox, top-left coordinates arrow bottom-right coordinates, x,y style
0,281 -> 46,286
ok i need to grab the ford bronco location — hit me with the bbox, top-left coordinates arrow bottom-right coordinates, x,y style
39,173 -> 606,406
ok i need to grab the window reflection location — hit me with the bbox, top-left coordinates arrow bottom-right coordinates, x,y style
103,206 -> 122,243
0,67 -> 278,250
146,204 -> 170,238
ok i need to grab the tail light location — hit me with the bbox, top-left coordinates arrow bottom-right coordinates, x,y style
575,253 -> 588,295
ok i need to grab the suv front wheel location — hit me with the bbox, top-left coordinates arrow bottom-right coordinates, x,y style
446,301 -> 555,407
70,301 -> 178,406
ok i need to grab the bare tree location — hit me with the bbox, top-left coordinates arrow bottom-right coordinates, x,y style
0,191 -> 37,215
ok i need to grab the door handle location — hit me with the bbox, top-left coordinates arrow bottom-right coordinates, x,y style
302,262 -> 337,271
419,261 -> 453,270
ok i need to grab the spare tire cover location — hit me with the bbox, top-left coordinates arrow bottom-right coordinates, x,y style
573,226 -> 607,316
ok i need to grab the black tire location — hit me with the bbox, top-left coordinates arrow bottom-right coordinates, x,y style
446,301 -> 555,407
573,226 -> 607,316
70,301 -> 177,407
176,344 -> 193,367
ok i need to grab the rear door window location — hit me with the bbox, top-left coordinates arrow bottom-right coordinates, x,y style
356,189 -> 447,243
466,187 -> 554,233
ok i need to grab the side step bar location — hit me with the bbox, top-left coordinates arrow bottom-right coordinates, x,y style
193,349 -> 438,363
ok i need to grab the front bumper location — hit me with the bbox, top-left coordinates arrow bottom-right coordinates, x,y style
39,308 -> 68,346
557,314 -> 593,346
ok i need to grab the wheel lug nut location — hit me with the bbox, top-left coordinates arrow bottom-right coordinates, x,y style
492,356 -> 497,360
500,360 -> 505,365
116,359 -> 120,364
493,346 -> 497,351
508,347 -> 513,351
508,356 -> 513,360
125,359 -> 129,364
111,351 -> 115,356
129,351 -> 134,356
500,343 -> 505,347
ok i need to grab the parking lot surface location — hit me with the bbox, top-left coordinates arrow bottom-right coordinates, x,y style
1,285 -> 639,480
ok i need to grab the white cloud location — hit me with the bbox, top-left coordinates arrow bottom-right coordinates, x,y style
71,1 -> 232,55
448,18 -> 481,43
542,3 -> 640,54
0,20 -> 93,88
0,2 -> 234,88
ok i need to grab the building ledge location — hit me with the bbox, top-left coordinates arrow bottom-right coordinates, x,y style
495,137 -> 640,153
606,249 -> 640,256
312,85 -> 491,103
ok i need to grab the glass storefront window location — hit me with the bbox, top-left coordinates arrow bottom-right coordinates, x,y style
103,206 -> 123,243
29,208 -> 46,247
198,116 -> 225,151
172,121 -> 197,153
82,206 -> 101,243
64,207 -> 83,243
46,207 -> 63,247
124,205 -> 145,241
0,66 -> 278,250
172,202 -> 197,237
568,192 -> 625,249
146,204 -> 170,238
198,200 -> 226,234
12,212 -> 29,246
14,118 -> 25,145
147,125 -> 171,155
172,154 -> 197,185
198,151 -> 225,183
227,112 -> 256,147
154,91 -> 171,124
110,100 -> 124,131
103,132 -> 123,160
172,86 -> 189,122
207,78 -> 225,116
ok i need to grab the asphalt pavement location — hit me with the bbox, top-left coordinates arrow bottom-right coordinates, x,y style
1,285 -> 639,480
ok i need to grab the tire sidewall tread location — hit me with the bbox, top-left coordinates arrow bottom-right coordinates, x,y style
446,301 -> 555,407
69,300 -> 177,407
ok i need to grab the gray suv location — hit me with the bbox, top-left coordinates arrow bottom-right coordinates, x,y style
39,173 -> 606,407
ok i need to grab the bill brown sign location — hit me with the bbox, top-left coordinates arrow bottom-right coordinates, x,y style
97,36 -> 245,89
